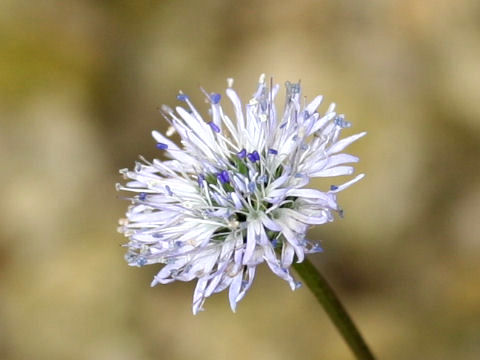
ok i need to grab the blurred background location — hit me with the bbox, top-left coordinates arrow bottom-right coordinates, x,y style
1,0 -> 479,359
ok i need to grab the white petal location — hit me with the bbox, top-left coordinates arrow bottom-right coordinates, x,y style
235,266 -> 256,302
192,277 -> 208,314
305,95 -> 323,115
310,166 -> 354,177
228,271 -> 244,312
330,173 -> 365,193
327,132 -> 366,155
325,153 -> 359,168
244,221 -> 258,264
260,213 -> 282,231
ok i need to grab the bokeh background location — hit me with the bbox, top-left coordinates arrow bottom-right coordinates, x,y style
1,1 -> 479,359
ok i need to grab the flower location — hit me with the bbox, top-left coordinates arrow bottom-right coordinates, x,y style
117,74 -> 366,314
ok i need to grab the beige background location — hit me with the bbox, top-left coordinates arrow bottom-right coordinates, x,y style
1,1 -> 479,359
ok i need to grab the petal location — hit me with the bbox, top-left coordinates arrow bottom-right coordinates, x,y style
330,173 -> 365,193
305,95 -> 323,115
244,221 -> 258,264
327,132 -> 366,155
310,166 -> 354,177
192,277 -> 208,314
260,213 -> 282,231
228,271 -> 244,312
235,266 -> 256,302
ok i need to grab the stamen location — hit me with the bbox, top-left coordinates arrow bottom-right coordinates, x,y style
334,115 -> 352,128
217,170 -> 230,184
247,151 -> 260,162
139,192 -> 147,201
237,149 -> 246,159
330,185 -> 338,191
312,243 -> 323,253
177,93 -> 189,102
257,175 -> 268,184
208,122 -> 221,133
268,148 -> 278,155
137,257 -> 147,267
197,174 -> 205,187
166,126 -> 176,137
210,93 -> 221,104
156,142 -> 168,150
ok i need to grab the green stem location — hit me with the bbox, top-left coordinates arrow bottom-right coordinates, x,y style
293,259 -> 376,360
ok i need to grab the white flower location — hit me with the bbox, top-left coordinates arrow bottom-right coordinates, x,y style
117,74 -> 366,314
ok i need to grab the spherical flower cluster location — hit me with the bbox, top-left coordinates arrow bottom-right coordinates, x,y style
117,75 -> 365,314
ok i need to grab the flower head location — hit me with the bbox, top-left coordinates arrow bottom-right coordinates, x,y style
117,74 -> 366,314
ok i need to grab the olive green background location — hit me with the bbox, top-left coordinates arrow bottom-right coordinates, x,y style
1,1 -> 479,359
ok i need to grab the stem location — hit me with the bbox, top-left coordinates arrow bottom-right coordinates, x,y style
293,258 -> 376,360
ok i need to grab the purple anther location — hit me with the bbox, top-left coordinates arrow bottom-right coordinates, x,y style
220,170 -> 230,183
176,94 -> 189,102
208,122 -> 220,133
139,192 -> 147,201
330,185 -> 338,191
217,170 -> 230,184
268,148 -> 278,155
210,93 -> 221,104
237,149 -> 246,159
247,150 -> 260,162
156,142 -> 168,150
197,174 -> 205,186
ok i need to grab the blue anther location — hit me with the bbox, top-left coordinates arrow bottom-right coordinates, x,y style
247,151 -> 260,162
312,243 -> 323,253
165,185 -> 173,196
220,170 -> 230,183
137,257 -> 147,267
177,94 -> 189,102
210,93 -> 221,104
139,192 -> 147,201
257,175 -> 268,184
334,115 -> 351,128
156,142 -> 168,150
248,181 -> 256,193
208,122 -> 220,133
303,110 -> 310,119
153,233 -> 163,238
217,171 -> 230,184
237,149 -> 247,159
197,174 -> 205,186
330,185 -> 338,191
268,148 -> 278,155
271,239 -> 278,247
